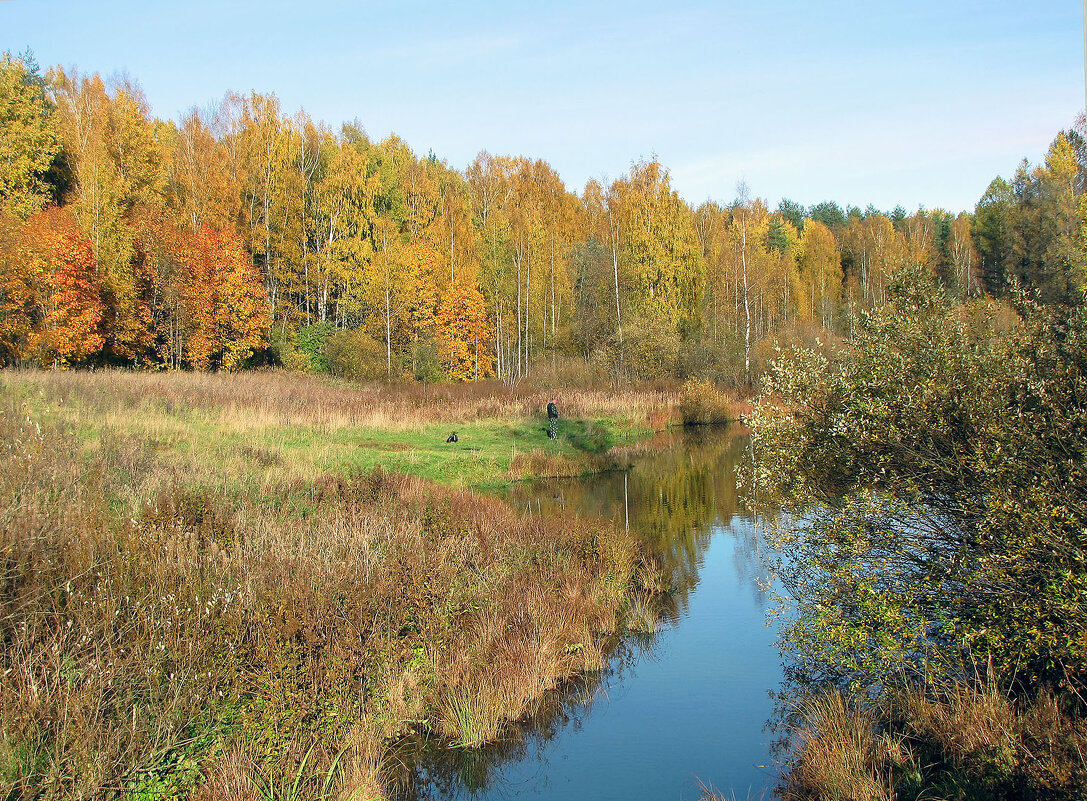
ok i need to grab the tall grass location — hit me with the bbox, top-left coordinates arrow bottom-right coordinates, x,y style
0,377 -> 653,799
780,692 -> 896,801
778,679 -> 1087,800
0,368 -> 676,433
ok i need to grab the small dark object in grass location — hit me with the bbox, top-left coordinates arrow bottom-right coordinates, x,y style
446,432 -> 458,443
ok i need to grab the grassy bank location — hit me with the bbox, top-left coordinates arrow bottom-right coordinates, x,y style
0,370 -> 683,799
777,680 -> 1087,801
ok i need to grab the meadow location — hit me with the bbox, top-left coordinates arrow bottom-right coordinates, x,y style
3,370 -> 678,489
0,369 -> 695,800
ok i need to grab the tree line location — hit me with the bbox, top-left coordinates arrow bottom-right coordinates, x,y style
2,51 -> 1084,381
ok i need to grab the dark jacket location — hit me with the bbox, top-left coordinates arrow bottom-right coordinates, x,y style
547,402 -> 558,420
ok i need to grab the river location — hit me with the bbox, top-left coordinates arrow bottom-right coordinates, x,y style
401,427 -> 783,801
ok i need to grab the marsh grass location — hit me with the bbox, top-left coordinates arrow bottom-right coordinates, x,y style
0,371 -> 664,799
698,781 -> 774,801
621,591 -> 661,635
779,679 -> 1087,800
782,691 -> 896,801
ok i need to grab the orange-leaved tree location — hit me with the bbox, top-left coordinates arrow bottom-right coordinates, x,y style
0,207 -> 105,365
436,278 -> 493,381
175,225 -> 268,370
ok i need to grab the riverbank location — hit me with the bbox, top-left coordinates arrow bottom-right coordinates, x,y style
775,681 -> 1087,801
0,369 -> 703,800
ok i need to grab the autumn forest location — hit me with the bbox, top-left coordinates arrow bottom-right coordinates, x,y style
3,50 -> 1084,384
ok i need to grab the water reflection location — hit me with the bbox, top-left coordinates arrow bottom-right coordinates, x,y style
395,427 -> 781,801
507,428 -> 762,614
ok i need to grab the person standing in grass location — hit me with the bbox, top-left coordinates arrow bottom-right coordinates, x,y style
547,399 -> 558,439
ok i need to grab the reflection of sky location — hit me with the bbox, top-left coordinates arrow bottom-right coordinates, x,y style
413,430 -> 784,800
4,1 -> 1079,213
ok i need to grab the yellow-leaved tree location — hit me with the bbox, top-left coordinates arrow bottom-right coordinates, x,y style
398,239 -> 444,344
0,52 -> 59,220
796,219 -> 842,328
52,69 -> 162,359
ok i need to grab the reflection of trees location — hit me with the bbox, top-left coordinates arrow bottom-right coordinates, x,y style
627,429 -> 750,611
727,517 -> 772,608
599,427 -> 762,623
396,427 -> 755,800
506,427 -> 753,619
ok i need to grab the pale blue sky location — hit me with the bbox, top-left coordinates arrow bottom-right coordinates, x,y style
4,0 -> 1083,212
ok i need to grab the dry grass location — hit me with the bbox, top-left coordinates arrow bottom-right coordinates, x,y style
779,679 -> 1087,801
900,677 -> 1019,776
0,381 -> 654,799
782,691 -> 896,801
0,368 -> 676,433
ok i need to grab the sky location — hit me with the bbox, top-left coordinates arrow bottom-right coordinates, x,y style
3,0 -> 1083,213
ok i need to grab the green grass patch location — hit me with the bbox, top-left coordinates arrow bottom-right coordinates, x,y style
12,385 -> 654,494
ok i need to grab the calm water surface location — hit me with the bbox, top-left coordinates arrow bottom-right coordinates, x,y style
407,428 -> 782,801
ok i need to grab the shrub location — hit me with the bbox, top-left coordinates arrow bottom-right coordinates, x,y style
750,265 -> 1087,690
412,339 -> 443,383
323,328 -> 388,381
520,355 -> 612,390
625,311 -> 681,380
678,335 -> 745,386
678,379 -> 734,426
296,321 -> 336,373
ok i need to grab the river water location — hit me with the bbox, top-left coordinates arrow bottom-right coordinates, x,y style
406,428 -> 783,800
